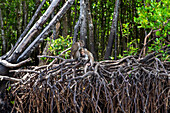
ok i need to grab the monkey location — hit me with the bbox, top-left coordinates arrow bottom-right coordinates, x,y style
80,48 -> 94,73
71,40 -> 85,60
80,48 -> 94,66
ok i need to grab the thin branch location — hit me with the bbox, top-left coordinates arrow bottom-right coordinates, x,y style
142,29 -> 153,57
0,58 -> 31,68
0,75 -> 22,82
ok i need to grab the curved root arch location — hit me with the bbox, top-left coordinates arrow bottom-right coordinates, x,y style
5,55 -> 170,113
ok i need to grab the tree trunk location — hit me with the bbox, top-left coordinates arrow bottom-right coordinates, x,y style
22,1 -> 28,30
62,13 -> 68,38
0,8 -> 6,55
101,1 -> 105,59
93,0 -> 98,60
119,0 -> 123,56
80,0 -> 87,46
50,0 -> 58,40
17,0 -> 22,37
86,0 -> 96,60
73,19 -> 80,44
104,0 -> 119,60
62,0 -> 68,38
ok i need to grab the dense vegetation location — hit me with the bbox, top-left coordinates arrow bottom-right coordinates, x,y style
1,0 -> 169,61
0,0 -> 169,113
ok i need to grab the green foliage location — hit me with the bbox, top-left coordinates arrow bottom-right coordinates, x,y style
148,37 -> 170,61
1,0 -> 168,62
135,0 -> 169,30
117,54 -> 123,59
47,35 -> 72,59
124,39 -> 139,56
135,0 -> 169,60
91,0 -> 115,60
122,23 -> 130,38
116,38 -> 140,59
10,101 -> 15,105
7,86 -> 11,91
109,56 -> 114,60
41,35 -> 72,63
135,0 -> 170,37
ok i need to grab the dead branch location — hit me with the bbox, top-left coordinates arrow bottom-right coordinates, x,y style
0,58 -> 31,68
142,29 -> 153,57
0,75 -> 22,82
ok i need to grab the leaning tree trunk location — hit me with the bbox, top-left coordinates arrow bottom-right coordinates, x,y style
6,0 -> 60,63
17,0 -> 75,62
6,0 -> 46,62
104,0 -> 119,60
0,0 -> 75,78
0,0 -> 48,81
8,0 -> 46,58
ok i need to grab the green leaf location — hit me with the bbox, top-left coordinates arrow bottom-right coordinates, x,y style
11,101 -> 15,105
46,1 -> 50,6
137,26 -> 142,28
156,31 -> 161,36
129,74 -> 132,77
7,86 -> 11,91
134,17 -> 137,22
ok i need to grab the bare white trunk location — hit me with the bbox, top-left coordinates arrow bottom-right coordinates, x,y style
7,0 -> 61,62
